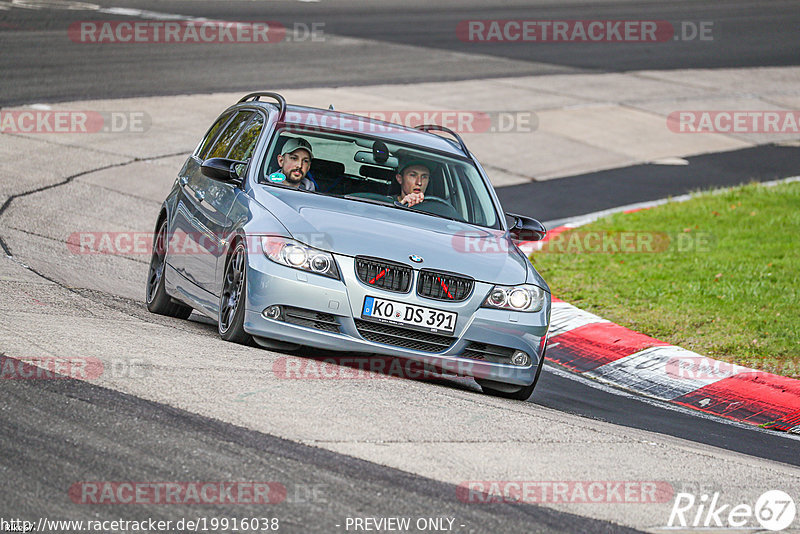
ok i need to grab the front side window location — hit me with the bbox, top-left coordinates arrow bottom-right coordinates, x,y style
206,111 -> 253,159
228,114 -> 265,161
196,111 -> 233,160
257,128 -> 501,229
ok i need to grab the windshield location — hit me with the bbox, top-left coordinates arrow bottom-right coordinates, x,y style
257,127 -> 501,229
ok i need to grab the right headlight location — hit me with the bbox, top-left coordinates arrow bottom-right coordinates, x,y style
482,284 -> 546,312
260,236 -> 339,279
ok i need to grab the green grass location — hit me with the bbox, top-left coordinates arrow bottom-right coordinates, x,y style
531,181 -> 800,378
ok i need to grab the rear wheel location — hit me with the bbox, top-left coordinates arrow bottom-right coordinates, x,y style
219,242 -> 252,345
146,219 -> 192,319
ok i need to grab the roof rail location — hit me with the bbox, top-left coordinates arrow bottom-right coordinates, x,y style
414,124 -> 469,155
238,92 -> 286,121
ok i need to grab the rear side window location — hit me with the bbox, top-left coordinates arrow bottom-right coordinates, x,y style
206,111 -> 254,159
227,114 -> 265,161
196,111 -> 233,160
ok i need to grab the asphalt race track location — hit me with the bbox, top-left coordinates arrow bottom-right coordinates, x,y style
496,144 -> 800,225
2,0 -> 800,105
2,1 -> 800,533
1,374 -> 640,534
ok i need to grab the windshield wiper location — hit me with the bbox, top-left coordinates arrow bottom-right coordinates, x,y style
344,195 -> 466,224
343,195 -> 393,206
391,201 -> 466,223
417,211 -> 466,223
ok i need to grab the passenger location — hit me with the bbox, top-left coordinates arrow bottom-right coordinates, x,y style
395,157 -> 432,207
267,137 -> 316,191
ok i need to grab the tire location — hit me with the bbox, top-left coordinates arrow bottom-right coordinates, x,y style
218,241 -> 253,345
476,358 -> 545,401
253,337 -> 301,352
146,219 -> 193,319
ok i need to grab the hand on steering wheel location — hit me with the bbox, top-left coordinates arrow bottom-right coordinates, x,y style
416,195 -> 451,207
398,192 -> 425,207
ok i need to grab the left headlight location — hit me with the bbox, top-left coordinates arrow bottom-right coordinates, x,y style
260,236 -> 339,279
482,284 -> 546,312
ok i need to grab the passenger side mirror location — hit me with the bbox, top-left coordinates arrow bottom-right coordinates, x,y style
201,157 -> 246,185
506,212 -> 547,241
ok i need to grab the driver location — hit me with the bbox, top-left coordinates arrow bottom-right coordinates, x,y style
395,157 -> 433,207
267,137 -> 317,191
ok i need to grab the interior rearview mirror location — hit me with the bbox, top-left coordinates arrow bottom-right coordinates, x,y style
355,150 -> 398,169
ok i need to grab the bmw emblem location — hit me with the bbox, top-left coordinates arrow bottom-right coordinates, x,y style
409,255 -> 423,263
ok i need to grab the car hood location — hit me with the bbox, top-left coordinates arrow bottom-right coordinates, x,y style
251,188 -> 538,286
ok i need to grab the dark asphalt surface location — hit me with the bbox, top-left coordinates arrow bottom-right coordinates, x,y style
2,1 -> 799,531
0,362 -> 641,534
1,0 -> 799,105
495,144 -> 800,223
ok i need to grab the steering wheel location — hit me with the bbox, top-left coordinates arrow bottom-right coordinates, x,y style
418,196 -> 451,207
412,196 -> 465,221
394,195 -> 451,209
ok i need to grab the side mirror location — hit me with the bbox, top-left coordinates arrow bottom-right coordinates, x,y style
506,212 -> 547,241
201,157 -> 247,184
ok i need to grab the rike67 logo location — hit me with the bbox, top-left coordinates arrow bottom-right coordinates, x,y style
667,490 -> 796,531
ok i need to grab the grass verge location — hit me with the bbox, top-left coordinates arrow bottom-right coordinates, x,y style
531,181 -> 800,378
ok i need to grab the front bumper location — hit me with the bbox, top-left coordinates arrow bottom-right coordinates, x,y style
243,253 -> 550,386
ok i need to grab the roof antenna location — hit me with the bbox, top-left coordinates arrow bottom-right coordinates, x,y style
328,104 -> 335,110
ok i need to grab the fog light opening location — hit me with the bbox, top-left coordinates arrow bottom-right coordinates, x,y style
511,350 -> 530,366
264,305 -> 283,320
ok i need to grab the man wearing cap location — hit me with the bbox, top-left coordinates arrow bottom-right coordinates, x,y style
395,157 -> 432,207
269,137 -> 316,191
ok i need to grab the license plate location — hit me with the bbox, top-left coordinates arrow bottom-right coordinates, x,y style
361,296 -> 457,335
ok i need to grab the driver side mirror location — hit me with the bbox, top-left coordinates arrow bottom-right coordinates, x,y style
201,157 -> 247,185
506,212 -> 547,241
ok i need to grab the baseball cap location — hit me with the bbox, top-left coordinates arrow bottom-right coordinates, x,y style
397,156 -> 434,175
281,137 -> 313,158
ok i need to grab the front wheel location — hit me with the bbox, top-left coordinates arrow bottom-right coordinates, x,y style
146,219 -> 192,319
218,242 -> 252,345
476,359 -> 544,401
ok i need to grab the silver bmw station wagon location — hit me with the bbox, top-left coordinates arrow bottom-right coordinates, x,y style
146,92 -> 551,400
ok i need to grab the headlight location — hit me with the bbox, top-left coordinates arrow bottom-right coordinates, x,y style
261,236 -> 339,279
482,284 -> 546,312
